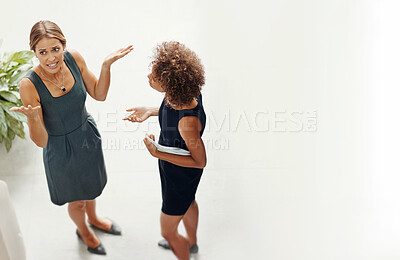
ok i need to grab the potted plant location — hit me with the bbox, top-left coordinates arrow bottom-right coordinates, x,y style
0,39 -> 34,152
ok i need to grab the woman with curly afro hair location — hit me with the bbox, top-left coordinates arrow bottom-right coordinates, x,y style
124,41 -> 206,260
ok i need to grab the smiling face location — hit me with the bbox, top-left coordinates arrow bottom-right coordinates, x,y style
34,37 -> 64,75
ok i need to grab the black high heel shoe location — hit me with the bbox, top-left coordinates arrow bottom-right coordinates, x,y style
89,218 -> 122,235
158,239 -> 199,254
76,229 -> 106,255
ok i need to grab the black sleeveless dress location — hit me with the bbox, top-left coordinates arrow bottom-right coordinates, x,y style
158,95 -> 206,215
24,51 -> 107,206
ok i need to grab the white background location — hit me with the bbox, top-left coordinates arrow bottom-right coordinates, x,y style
0,0 -> 399,259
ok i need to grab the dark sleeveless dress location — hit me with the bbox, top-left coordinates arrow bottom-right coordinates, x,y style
158,95 -> 206,215
24,51 -> 107,206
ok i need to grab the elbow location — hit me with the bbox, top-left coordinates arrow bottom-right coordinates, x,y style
93,91 -> 107,101
31,136 -> 47,148
96,96 -> 107,102
197,158 -> 207,169
198,163 -> 206,169
34,140 -> 47,148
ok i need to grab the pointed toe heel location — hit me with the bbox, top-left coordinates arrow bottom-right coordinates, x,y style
89,218 -> 122,235
87,243 -> 106,255
76,229 -> 107,255
158,238 -> 199,253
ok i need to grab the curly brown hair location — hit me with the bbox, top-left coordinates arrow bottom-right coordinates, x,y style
151,41 -> 205,106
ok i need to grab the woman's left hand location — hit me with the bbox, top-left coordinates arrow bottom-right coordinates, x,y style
103,45 -> 134,67
143,133 -> 158,157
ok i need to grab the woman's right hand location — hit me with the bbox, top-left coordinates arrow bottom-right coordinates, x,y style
123,107 -> 152,123
9,105 -> 41,119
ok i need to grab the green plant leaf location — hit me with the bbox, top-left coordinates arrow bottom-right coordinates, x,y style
0,46 -> 33,152
5,138 -> 12,152
7,126 -> 16,140
7,85 -> 19,92
9,66 -> 32,86
0,100 -> 27,122
0,107 -> 8,137
7,51 -> 35,66
15,122 -> 25,139
8,110 -> 27,123
5,113 -> 25,139
4,123 -> 16,152
0,81 -> 7,90
0,91 -> 18,103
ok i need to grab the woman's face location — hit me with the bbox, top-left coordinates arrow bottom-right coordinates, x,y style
34,37 -> 64,75
147,70 -> 164,92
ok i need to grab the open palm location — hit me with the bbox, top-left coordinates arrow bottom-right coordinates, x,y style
10,105 -> 41,119
123,107 -> 152,122
104,45 -> 134,67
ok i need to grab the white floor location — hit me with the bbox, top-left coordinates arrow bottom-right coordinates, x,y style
2,165 -> 400,260
3,168 -> 254,260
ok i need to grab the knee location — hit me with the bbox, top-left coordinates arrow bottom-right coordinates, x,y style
161,229 -> 176,241
69,201 -> 86,211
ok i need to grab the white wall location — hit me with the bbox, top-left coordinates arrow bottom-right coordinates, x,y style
0,0 -> 370,174
1,0 -> 398,258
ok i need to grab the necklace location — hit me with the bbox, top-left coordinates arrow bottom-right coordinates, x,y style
39,66 -> 66,92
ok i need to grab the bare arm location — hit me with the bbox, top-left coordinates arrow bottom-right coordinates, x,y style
144,116 -> 206,169
123,106 -> 159,122
10,78 -> 48,148
69,46 -> 133,101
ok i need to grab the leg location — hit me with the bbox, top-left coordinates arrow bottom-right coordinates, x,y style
182,200 -> 199,247
85,200 -> 111,231
161,212 -> 190,260
68,201 -> 99,248
158,202 -> 199,253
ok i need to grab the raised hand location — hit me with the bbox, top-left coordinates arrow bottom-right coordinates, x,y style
123,106 -> 153,123
10,105 -> 41,119
103,45 -> 134,67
